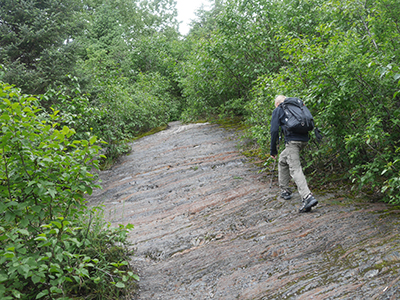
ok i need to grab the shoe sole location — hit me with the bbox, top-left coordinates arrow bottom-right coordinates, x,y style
281,195 -> 292,200
299,199 -> 318,213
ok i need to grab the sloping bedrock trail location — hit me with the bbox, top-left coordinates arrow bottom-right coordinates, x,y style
88,121 -> 400,300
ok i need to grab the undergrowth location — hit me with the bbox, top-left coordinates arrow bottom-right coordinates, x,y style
0,82 -> 138,299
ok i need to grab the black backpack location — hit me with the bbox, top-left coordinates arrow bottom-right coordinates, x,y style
281,97 -> 314,134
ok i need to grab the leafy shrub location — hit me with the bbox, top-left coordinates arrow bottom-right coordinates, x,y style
245,0 -> 400,203
41,76 -> 101,141
0,82 -> 138,299
41,71 -> 175,167
77,47 -> 179,162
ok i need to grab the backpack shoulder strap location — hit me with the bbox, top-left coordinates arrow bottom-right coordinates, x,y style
283,97 -> 304,108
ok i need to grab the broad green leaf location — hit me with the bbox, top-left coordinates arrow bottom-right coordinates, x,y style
0,273 -> 8,282
17,229 -> 29,236
132,274 -> 140,281
11,290 -> 21,299
36,290 -> 49,299
32,275 -> 42,284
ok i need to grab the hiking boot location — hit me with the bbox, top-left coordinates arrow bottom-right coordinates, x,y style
280,190 -> 292,200
299,194 -> 318,213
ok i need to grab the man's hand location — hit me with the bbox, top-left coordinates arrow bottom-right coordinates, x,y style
270,155 -> 276,160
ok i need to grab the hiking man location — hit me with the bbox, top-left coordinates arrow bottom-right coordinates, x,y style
270,95 -> 318,213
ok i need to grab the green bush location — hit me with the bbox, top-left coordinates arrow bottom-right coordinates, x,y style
0,82 -> 138,299
41,71 -> 175,166
245,0 -> 400,203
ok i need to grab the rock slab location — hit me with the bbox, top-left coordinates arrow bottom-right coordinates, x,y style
88,122 -> 400,300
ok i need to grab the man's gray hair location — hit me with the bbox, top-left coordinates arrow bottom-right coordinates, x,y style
274,95 -> 286,106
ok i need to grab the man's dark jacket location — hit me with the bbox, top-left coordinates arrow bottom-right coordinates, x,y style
270,103 -> 309,156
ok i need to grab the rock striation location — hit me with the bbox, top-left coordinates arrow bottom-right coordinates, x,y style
88,121 -> 400,299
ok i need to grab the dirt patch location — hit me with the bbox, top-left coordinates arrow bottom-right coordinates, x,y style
88,121 -> 400,299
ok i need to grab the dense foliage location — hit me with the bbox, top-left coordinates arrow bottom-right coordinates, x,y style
0,82 -> 138,299
181,0 -> 400,204
1,0 -> 182,161
0,0 -> 84,94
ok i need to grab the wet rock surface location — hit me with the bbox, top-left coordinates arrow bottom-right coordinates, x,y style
88,121 -> 400,299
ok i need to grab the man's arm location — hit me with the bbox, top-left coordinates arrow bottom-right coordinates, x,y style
270,108 -> 280,158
